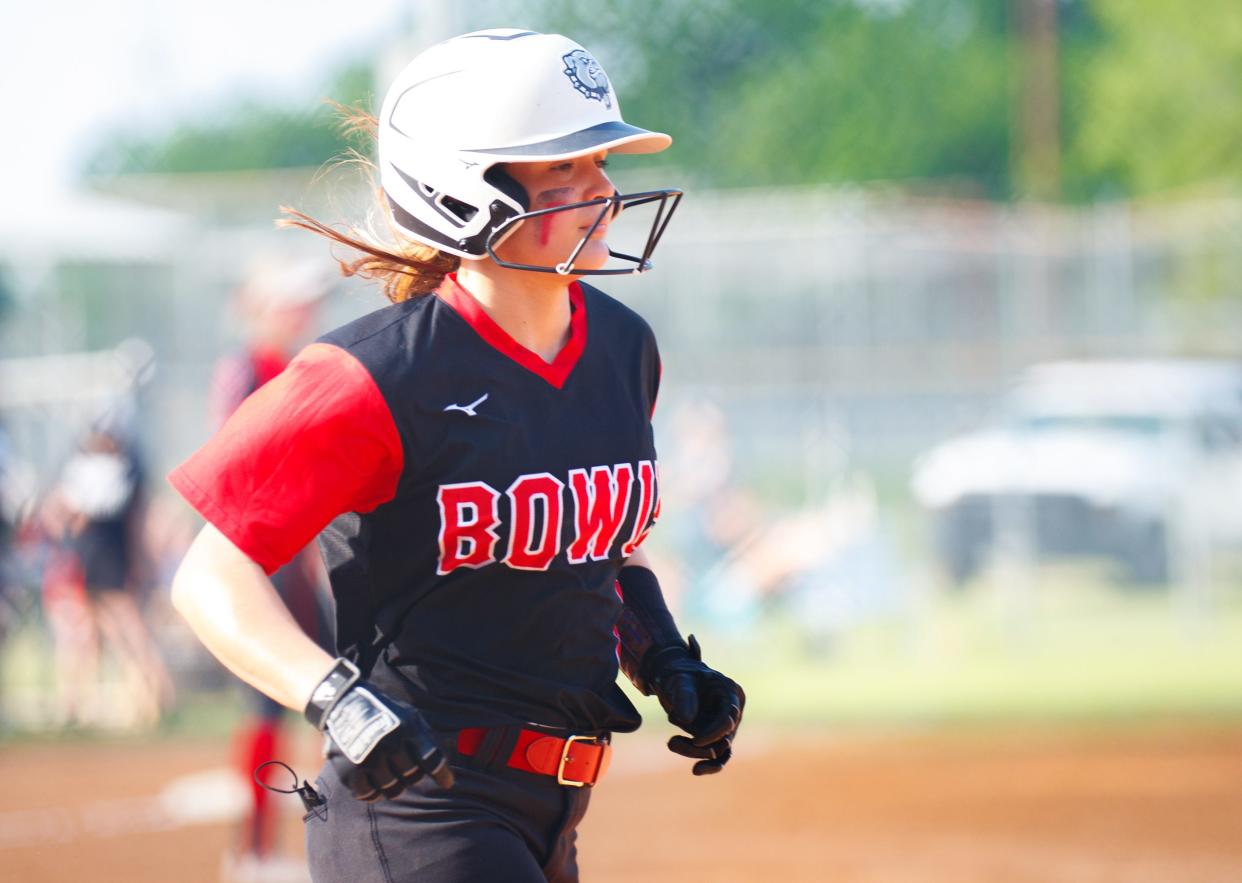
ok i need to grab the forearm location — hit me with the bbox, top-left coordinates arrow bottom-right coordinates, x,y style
171,523 -> 335,711
616,552 -> 685,694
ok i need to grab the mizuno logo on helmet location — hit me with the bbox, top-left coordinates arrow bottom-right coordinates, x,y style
562,50 -> 611,109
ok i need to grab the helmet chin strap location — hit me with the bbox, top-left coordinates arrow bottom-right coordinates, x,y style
484,189 -> 683,276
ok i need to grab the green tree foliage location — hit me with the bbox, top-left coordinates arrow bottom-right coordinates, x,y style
718,2 -> 1013,192
84,1 -> 1242,200
1070,0 -> 1242,197
530,0 -> 1014,194
86,62 -> 374,176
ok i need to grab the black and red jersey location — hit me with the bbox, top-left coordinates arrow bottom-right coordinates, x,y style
169,274 -> 661,733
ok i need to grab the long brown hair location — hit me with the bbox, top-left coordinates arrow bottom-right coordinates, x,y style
278,104 -> 460,303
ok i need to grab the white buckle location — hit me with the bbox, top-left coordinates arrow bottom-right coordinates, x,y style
556,734 -> 594,788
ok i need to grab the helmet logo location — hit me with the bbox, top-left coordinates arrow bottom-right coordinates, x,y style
562,50 -> 612,109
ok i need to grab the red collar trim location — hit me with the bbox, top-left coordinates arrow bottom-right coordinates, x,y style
436,274 -> 587,389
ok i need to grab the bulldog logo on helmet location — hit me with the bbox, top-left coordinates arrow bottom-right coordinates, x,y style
562,49 -> 612,109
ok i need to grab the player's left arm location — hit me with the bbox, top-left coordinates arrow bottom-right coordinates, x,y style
617,550 -> 745,775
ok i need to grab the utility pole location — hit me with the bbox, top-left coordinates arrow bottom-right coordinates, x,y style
1013,0 -> 1061,201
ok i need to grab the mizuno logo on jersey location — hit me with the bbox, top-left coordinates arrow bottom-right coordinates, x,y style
443,393 -> 489,416
435,460 -> 660,575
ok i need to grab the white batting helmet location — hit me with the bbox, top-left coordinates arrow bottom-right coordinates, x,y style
377,28 -> 681,275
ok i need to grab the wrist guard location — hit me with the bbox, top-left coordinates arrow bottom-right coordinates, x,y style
305,658 -> 362,730
304,657 -> 454,797
615,566 -> 685,695
305,658 -> 402,765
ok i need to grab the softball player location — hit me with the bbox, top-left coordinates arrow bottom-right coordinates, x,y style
169,29 -> 744,883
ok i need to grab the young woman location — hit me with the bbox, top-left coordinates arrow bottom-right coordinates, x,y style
169,29 -> 744,883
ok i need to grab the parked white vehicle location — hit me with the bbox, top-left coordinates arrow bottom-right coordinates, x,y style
911,360 -> 1242,584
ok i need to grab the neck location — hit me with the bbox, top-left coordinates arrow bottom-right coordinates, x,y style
454,262 -> 575,363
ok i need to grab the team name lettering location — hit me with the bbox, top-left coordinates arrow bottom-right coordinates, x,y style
504,472 -> 565,571
437,461 -> 658,575
567,464 -> 634,563
622,460 -> 659,556
436,482 -> 501,575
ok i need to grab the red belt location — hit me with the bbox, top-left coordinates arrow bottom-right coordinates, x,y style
457,727 -> 612,788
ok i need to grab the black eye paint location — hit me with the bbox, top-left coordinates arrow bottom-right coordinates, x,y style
534,187 -> 574,206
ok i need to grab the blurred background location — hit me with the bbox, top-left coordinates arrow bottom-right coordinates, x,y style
3,1 -> 1242,881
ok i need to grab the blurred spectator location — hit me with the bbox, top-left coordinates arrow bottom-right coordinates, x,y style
212,253 -> 334,879
660,400 -> 769,628
0,425 -> 20,632
210,255 -> 333,429
40,419 -> 174,728
0,423 -> 36,725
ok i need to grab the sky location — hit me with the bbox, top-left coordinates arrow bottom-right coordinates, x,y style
0,0 -> 433,200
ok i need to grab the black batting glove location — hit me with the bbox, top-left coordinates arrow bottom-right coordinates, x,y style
305,659 -> 454,801
647,635 -> 745,776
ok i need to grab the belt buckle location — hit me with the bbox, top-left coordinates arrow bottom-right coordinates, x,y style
557,734 -> 595,788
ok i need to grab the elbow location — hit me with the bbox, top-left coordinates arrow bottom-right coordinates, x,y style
170,524 -> 264,625
170,525 -> 217,620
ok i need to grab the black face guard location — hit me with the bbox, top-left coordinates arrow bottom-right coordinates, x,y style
485,189 -> 683,276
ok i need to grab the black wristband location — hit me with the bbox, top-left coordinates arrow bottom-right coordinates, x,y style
617,566 -> 683,647
304,657 -> 362,730
616,566 -> 685,694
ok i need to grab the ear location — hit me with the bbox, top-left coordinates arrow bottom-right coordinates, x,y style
484,165 -> 530,211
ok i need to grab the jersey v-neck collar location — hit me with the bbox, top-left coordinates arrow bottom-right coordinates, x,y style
436,273 -> 587,390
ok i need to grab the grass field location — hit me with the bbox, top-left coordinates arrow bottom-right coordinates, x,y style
6,568 -> 1242,737
708,568 -> 1242,727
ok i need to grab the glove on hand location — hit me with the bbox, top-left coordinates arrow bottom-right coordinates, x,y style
305,659 -> 454,801
647,635 -> 745,775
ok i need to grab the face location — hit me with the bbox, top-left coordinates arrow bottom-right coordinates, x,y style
493,151 -> 616,273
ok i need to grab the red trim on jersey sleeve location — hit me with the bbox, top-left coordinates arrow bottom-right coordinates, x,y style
437,274 -> 586,389
168,342 -> 403,574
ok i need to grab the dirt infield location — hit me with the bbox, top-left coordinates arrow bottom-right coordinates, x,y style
3,725 -> 1241,882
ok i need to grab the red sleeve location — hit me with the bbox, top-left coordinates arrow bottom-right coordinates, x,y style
168,342 -> 403,574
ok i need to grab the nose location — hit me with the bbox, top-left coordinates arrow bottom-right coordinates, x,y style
584,163 -> 614,204
588,172 -> 624,225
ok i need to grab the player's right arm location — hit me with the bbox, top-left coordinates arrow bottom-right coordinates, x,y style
171,523 -> 334,711
167,341 -> 452,796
